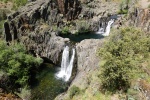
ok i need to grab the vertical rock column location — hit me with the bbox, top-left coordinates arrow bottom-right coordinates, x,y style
57,0 -> 82,20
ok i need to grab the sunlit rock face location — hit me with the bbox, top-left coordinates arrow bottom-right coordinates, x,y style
128,8 -> 150,32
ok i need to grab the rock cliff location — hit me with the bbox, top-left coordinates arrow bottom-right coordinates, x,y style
3,0 -> 82,64
3,0 -> 150,99
3,0 -> 121,64
128,8 -> 150,32
55,39 -> 104,100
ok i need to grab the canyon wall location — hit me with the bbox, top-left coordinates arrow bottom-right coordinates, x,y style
128,8 -> 150,32
3,0 -> 82,64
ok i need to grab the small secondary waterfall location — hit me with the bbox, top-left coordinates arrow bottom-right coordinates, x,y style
97,19 -> 114,36
56,46 -> 75,81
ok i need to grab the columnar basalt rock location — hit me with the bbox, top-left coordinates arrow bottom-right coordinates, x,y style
4,0 -> 71,64
57,0 -> 82,20
129,8 -> 150,32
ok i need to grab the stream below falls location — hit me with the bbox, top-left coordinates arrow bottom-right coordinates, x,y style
31,63 -> 68,100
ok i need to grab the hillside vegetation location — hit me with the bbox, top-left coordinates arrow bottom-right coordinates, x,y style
98,27 -> 150,92
0,0 -> 28,35
0,40 -> 43,99
67,27 -> 150,100
0,0 -> 27,10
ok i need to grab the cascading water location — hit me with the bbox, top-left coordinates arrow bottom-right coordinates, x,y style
56,46 -> 69,78
56,46 -> 75,82
97,19 -> 114,36
65,48 -> 75,81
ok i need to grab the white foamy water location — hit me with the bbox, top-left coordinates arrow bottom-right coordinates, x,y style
56,46 -> 75,82
97,19 -> 114,36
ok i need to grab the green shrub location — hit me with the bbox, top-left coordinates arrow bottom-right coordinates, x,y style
118,9 -> 128,14
98,27 -> 150,92
118,0 -> 130,14
76,20 -> 90,34
69,85 -> 81,98
13,0 -> 27,10
61,26 -> 70,35
0,41 -> 43,90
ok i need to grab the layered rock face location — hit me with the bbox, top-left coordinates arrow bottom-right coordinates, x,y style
57,0 -> 82,20
129,8 -> 150,32
3,0 -> 120,64
4,0 -> 71,64
74,39 -> 104,88
3,0 -> 84,64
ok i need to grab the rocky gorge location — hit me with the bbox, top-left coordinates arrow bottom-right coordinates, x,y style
3,0 -> 121,64
1,0 -> 150,100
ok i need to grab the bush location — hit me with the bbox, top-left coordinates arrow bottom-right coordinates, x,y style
118,0 -> 130,14
0,41 -> 43,91
69,85 -> 81,98
98,27 -> 150,92
76,20 -> 90,34
12,0 -> 27,10
61,26 -> 70,35
118,9 -> 128,14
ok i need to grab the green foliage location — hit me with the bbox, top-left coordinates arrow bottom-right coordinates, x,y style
118,0 -> 130,14
76,20 -> 90,34
98,27 -> 150,92
118,9 -> 128,14
0,0 -> 9,3
69,85 -> 81,98
12,0 -> 27,10
0,41 -> 43,90
0,0 -> 27,10
61,26 -> 70,35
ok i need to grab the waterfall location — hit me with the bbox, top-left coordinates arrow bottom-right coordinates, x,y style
96,19 -> 114,36
65,48 -> 75,81
56,46 -> 75,82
